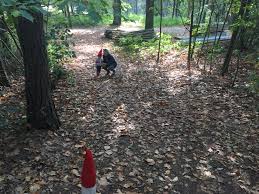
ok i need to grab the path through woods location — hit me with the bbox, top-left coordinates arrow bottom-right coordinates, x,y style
0,27 -> 258,193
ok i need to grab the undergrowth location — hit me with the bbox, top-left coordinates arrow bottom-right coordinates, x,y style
47,26 -> 76,83
116,33 -> 184,59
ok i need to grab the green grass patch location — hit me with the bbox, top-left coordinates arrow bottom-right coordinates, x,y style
123,14 -> 187,28
116,33 -> 184,58
48,13 -> 113,28
154,16 -> 185,27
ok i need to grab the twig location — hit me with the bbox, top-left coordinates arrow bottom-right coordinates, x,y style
0,39 -> 23,65
1,16 -> 23,56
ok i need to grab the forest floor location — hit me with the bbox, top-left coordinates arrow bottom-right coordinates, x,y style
0,26 -> 258,194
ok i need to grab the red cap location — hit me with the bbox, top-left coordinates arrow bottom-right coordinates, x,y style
97,49 -> 103,57
81,149 -> 96,188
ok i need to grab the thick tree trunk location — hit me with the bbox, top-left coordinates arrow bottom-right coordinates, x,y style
145,0 -> 154,29
113,0 -> 122,26
17,12 -> 60,130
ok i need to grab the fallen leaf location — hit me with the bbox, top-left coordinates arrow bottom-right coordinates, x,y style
72,169 -> 80,177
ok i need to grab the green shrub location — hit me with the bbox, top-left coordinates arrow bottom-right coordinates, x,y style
154,16 -> 186,27
47,26 -> 76,80
116,33 -> 183,57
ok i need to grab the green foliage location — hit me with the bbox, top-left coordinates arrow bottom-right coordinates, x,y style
123,14 -> 186,28
154,16 -> 185,27
116,33 -> 183,57
0,0 -> 46,21
249,54 -> 259,95
47,26 -> 76,80
249,71 -> 259,94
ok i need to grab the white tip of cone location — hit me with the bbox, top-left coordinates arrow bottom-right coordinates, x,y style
81,185 -> 96,194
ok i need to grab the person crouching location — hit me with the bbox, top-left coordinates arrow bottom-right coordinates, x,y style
102,49 -> 117,76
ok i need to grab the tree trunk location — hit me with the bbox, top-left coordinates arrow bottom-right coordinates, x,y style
135,0 -> 138,14
66,4 -> 72,28
221,0 -> 247,75
0,58 -> 10,87
70,4 -> 75,15
157,0 -> 163,63
187,0 -> 194,71
113,0 -> 122,26
17,12 -> 60,130
187,0 -> 192,18
172,0 -> 176,18
0,18 -> 10,86
145,0 -> 154,29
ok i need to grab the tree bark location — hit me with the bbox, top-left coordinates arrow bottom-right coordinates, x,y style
145,0 -> 154,29
113,0 -> 122,26
221,0 -> 247,76
0,57 -> 10,87
66,4 -> 72,28
135,0 -> 138,14
17,12 -> 60,130
157,0 -> 163,63
172,0 -> 176,18
187,0 -> 195,71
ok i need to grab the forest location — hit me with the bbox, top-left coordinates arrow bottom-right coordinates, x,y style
0,0 -> 258,193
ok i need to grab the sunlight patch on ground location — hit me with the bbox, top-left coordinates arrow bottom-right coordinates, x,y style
165,69 -> 202,95
71,28 -> 97,35
111,104 -> 136,138
117,21 -> 143,32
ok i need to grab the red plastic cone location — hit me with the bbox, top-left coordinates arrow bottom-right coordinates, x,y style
81,149 -> 96,194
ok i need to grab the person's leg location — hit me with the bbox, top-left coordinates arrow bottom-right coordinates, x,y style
96,65 -> 101,77
102,63 -> 110,75
108,64 -> 116,76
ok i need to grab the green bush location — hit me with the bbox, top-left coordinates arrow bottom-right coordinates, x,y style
123,14 -> 186,28
154,16 -> 186,27
116,33 -> 183,57
47,26 -> 76,80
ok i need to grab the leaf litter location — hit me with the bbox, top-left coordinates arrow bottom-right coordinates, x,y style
0,26 -> 258,193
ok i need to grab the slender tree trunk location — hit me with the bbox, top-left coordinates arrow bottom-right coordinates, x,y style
172,0 -> 176,18
191,0 -> 206,58
217,0 -> 234,44
66,5 -> 72,28
145,0 -> 154,29
17,12 -> 60,130
70,4 -> 75,15
157,0 -> 163,63
187,0 -> 192,18
113,0 -> 122,26
0,57 -> 10,87
187,0 -> 195,71
0,17 -> 12,86
135,0 -> 138,14
221,0 -> 247,76
1,16 -> 23,56
202,0 -> 209,22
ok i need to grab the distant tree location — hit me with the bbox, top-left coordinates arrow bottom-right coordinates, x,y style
145,0 -> 154,29
113,0 -> 122,25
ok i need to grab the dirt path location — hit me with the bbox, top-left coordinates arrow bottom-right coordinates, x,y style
1,27 -> 258,194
